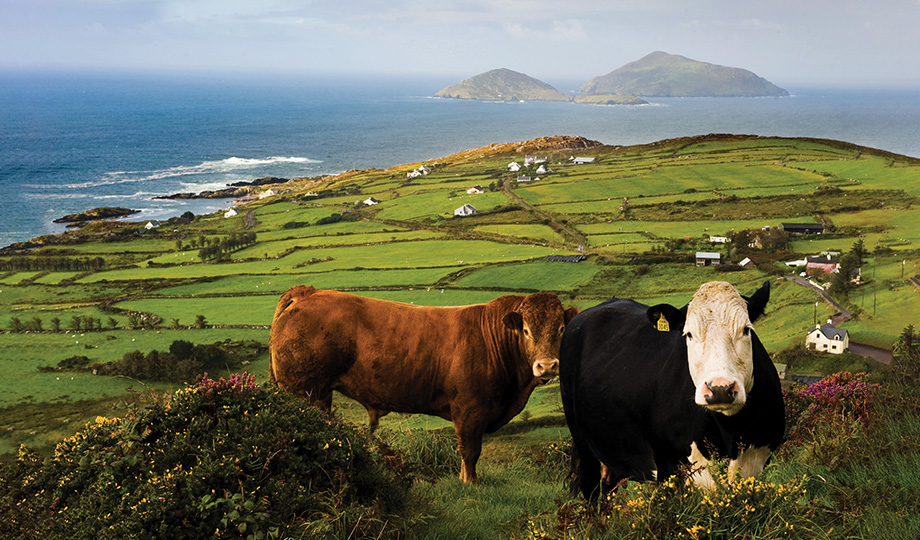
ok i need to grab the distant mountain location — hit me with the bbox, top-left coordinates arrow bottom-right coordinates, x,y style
434,68 -> 569,102
581,51 -> 789,98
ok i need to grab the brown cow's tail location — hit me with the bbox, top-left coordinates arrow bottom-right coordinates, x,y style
269,285 -> 318,387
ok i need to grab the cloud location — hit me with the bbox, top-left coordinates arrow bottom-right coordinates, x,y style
502,18 -> 587,41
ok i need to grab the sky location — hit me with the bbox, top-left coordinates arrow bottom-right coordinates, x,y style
2,0 -> 919,88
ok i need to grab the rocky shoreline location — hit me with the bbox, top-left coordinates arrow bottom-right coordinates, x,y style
153,176 -> 287,200
52,207 -> 140,224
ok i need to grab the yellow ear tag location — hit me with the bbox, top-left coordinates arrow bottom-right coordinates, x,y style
656,313 -> 670,332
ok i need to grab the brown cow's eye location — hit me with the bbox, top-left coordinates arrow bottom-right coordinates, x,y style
524,328 -> 530,336
685,332 -> 693,341
743,326 -> 751,336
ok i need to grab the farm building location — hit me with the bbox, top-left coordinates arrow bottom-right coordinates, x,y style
545,255 -> 587,263
517,175 -> 533,182
806,255 -> 839,275
782,223 -> 825,235
695,252 -> 721,266
258,189 -> 276,199
508,161 -> 521,172
224,209 -> 238,218
454,204 -> 476,217
466,186 -> 484,194
739,257 -> 754,268
144,220 -> 161,230
571,157 -> 595,165
805,324 -> 849,354
709,236 -> 730,243
363,197 -> 380,205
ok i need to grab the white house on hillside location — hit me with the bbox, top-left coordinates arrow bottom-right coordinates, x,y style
805,324 -> 849,354
508,161 -> 521,172
454,203 -> 476,217
224,208 -> 238,218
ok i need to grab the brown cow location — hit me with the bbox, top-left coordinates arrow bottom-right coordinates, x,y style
269,285 -> 578,483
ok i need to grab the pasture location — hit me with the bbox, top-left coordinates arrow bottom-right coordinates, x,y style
2,134 -> 920,538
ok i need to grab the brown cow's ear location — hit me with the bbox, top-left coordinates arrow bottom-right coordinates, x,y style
564,307 -> 580,323
503,311 -> 523,330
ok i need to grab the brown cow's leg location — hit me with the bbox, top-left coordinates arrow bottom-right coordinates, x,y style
365,407 -> 389,432
455,424 -> 484,484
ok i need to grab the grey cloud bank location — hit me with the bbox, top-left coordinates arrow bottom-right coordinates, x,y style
1,0 -> 918,87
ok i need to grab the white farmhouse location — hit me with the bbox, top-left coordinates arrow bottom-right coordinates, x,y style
144,220 -> 161,230
454,203 -> 477,217
224,208 -> 238,218
805,324 -> 849,354
508,161 -> 521,172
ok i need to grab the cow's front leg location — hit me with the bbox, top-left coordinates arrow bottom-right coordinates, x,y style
454,421 -> 484,484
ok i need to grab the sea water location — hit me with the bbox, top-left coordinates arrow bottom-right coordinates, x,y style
1,70 -> 919,247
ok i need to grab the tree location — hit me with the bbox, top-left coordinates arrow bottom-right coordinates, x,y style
172,318 -> 181,329
830,252 -> 859,297
51,316 -> 61,332
9,317 -> 24,333
69,316 -> 83,332
195,314 -> 207,329
107,317 -> 118,330
29,317 -> 43,332
893,325 -> 920,382
851,238 -> 867,267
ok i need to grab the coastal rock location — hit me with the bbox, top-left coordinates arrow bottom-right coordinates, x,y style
52,207 -> 140,223
155,177 -> 290,200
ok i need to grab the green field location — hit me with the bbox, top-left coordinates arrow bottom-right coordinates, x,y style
4,134 -> 920,538
4,135 -> 920,419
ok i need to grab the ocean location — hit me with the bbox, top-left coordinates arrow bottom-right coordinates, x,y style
2,70 -> 919,248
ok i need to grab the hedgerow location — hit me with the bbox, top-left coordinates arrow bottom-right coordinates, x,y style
0,373 -> 410,539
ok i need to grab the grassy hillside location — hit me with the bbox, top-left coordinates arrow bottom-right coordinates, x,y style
2,134 -> 920,538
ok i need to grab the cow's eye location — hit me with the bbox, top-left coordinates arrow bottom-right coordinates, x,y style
743,326 -> 751,336
685,332 -> 693,341
559,325 -> 565,335
523,328 -> 530,337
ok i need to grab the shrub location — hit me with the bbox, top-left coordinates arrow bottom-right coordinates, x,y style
0,374 -> 410,539
780,372 -> 880,468
525,471 -> 828,539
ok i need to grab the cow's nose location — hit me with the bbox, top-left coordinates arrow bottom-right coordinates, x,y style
703,378 -> 740,405
533,358 -> 559,379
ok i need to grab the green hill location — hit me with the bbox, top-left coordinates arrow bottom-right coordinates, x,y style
434,68 -> 569,101
582,51 -> 789,97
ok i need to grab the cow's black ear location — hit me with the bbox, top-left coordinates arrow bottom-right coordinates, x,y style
503,311 -> 523,331
745,281 -> 771,322
564,307 -> 580,323
647,304 -> 685,332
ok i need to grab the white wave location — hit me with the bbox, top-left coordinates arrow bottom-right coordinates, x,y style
56,156 -> 322,189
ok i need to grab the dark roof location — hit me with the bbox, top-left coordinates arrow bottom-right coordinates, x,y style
781,223 -> 825,232
810,324 -> 848,340
545,255 -> 587,263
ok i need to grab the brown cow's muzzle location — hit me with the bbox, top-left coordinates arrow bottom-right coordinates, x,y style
533,358 -> 560,382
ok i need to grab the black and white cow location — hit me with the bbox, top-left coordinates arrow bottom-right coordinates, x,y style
559,281 -> 784,498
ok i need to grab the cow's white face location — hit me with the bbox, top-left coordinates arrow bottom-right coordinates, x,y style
684,282 -> 756,416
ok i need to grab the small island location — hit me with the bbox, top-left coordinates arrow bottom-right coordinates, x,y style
434,68 -> 644,105
52,206 -> 140,224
